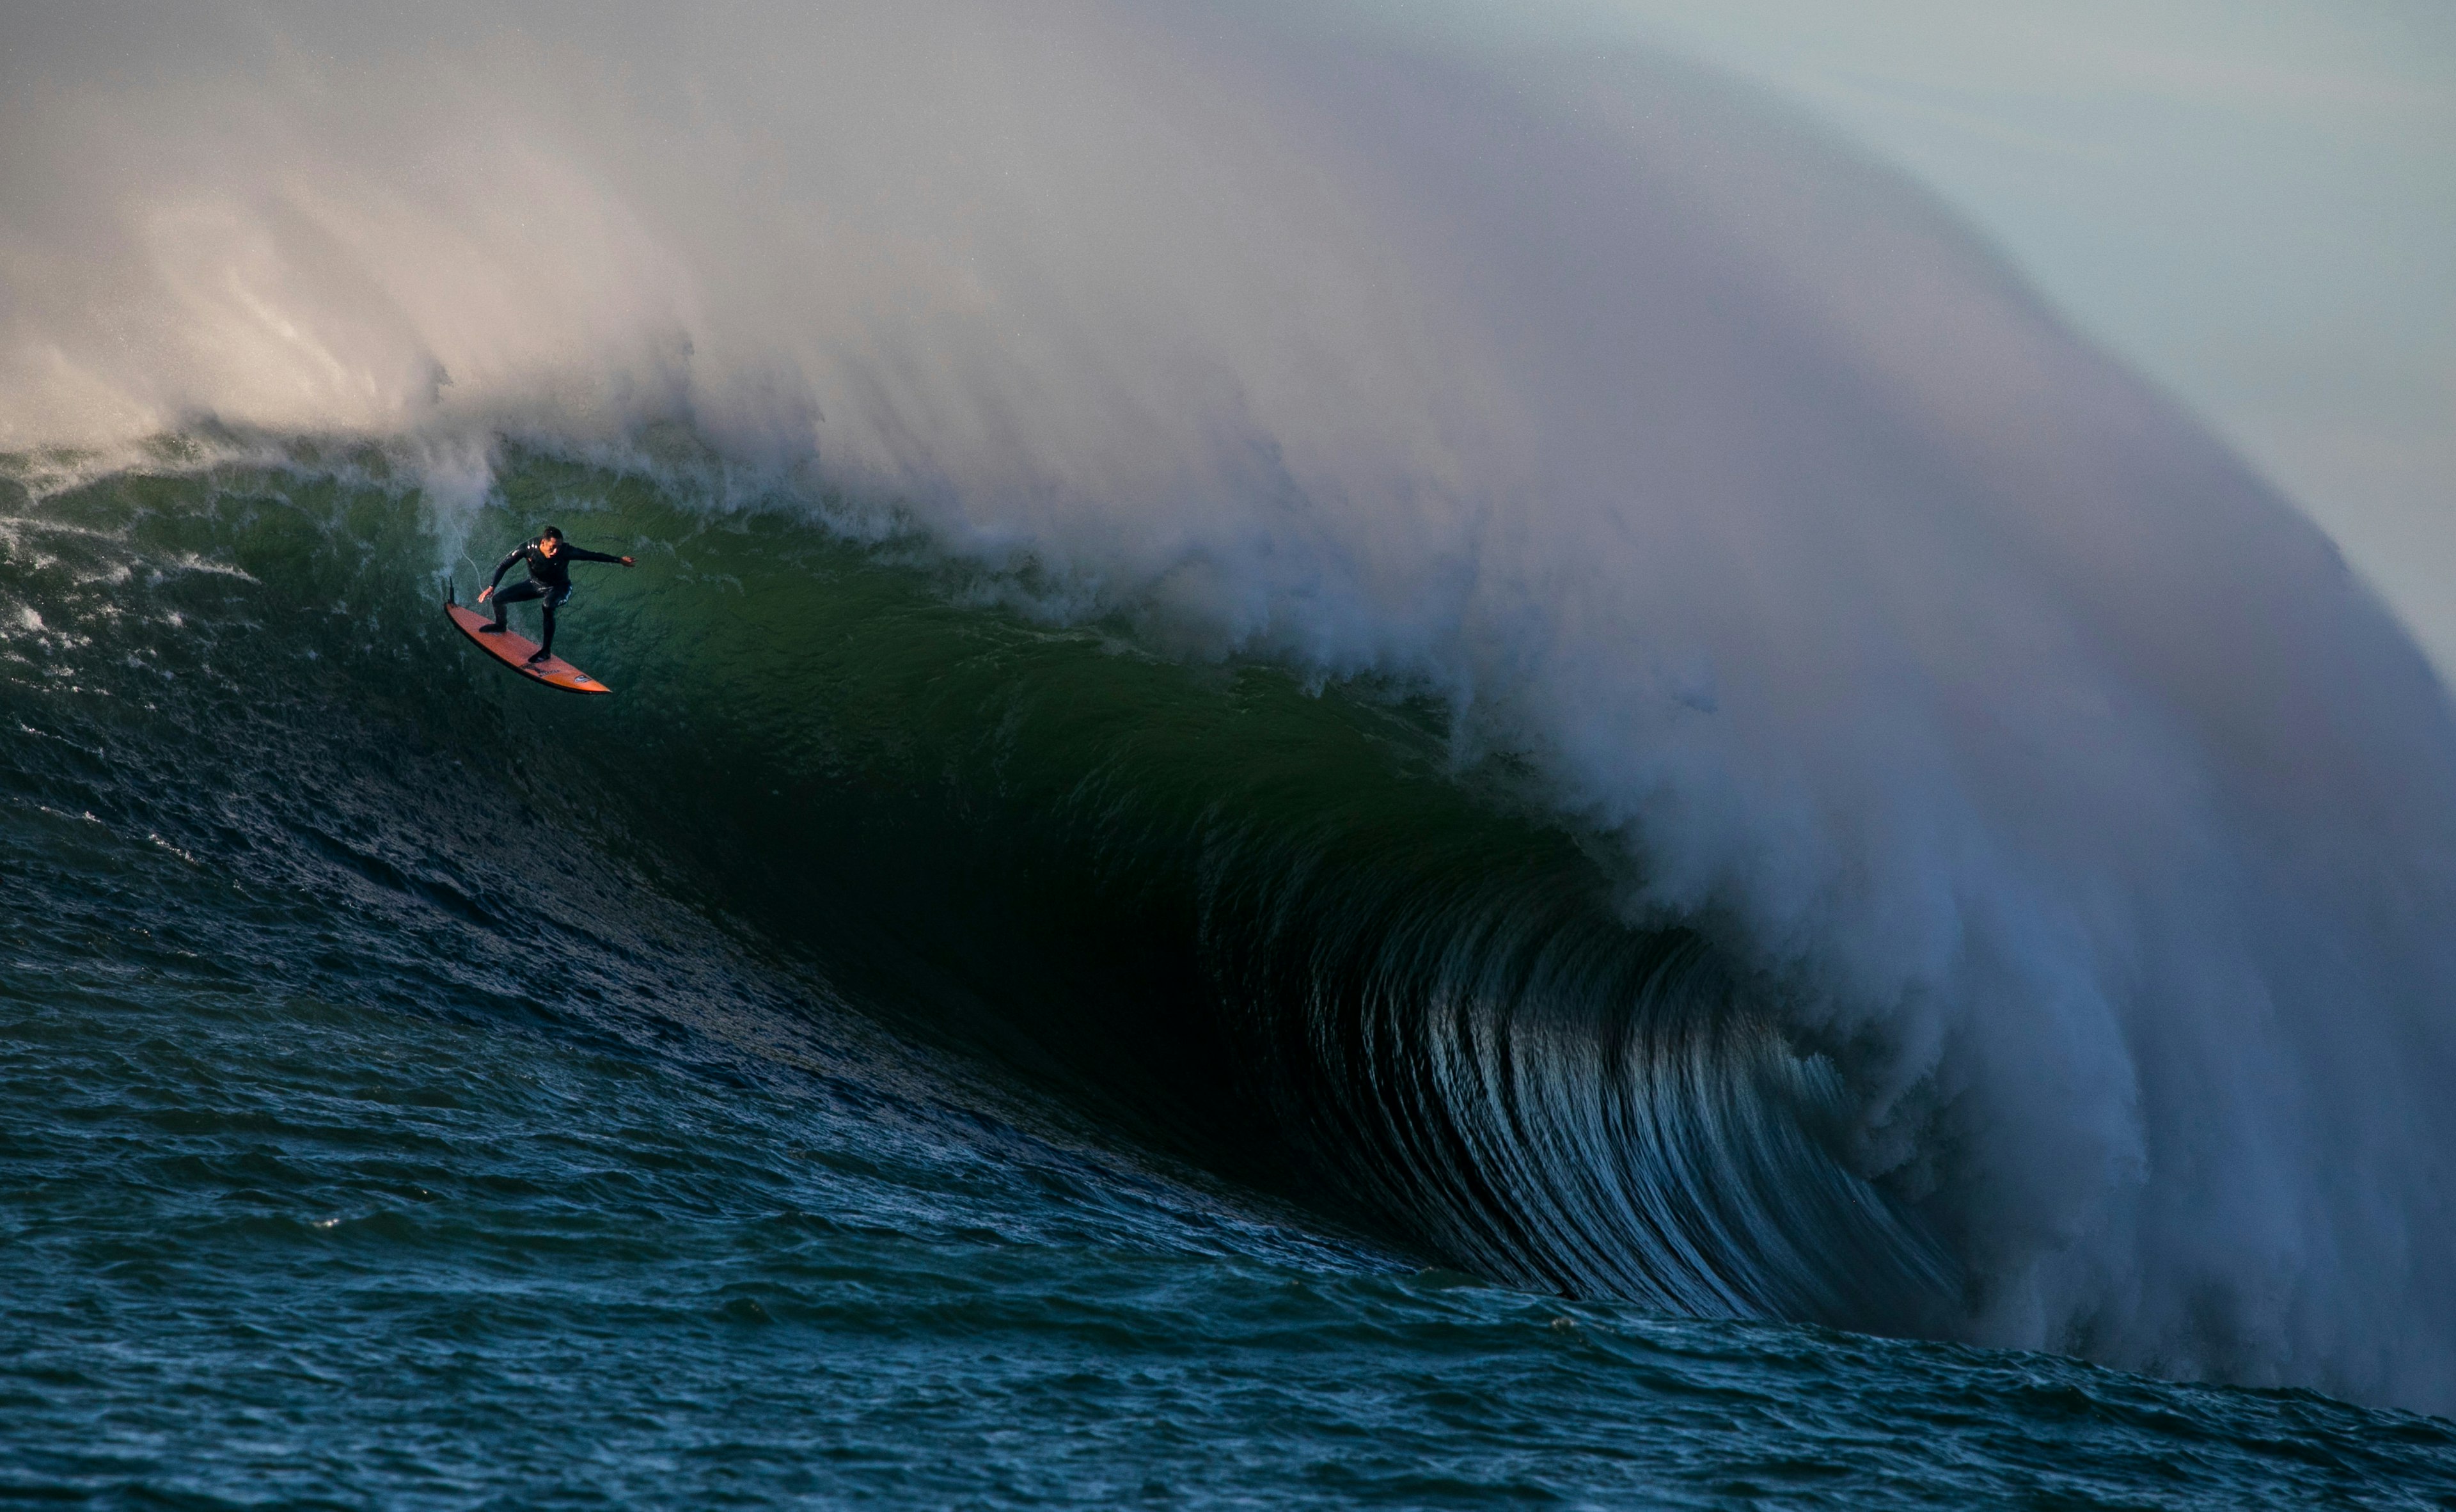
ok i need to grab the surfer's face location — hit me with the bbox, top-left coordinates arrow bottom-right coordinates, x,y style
539,536 -> 560,556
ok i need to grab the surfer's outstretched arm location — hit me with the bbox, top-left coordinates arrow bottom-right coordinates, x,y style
565,547 -> 636,567
478,546 -> 525,604
477,546 -> 535,631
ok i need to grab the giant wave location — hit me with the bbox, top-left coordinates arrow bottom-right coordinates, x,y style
5,1 -> 2455,1411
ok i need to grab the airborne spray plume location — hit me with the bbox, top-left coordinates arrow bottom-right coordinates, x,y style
6,0 -> 2455,1410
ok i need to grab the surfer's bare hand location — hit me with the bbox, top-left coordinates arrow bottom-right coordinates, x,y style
478,585 -> 492,602
621,556 -> 635,566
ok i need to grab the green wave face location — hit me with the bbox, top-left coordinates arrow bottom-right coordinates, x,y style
0,443 -> 1949,1332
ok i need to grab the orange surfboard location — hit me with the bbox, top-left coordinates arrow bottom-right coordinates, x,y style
445,594 -> 613,695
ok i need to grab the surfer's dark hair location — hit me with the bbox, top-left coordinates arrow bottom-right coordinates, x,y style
541,526 -> 564,541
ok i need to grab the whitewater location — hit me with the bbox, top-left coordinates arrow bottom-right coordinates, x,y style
4,2 -> 2454,1504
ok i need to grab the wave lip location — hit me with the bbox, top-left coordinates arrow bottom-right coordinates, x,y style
1202,803 -> 1960,1332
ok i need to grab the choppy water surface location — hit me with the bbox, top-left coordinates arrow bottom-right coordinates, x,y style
4,458 -> 2452,1508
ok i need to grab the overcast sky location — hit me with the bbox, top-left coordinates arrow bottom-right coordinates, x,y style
1560,2 -> 2456,677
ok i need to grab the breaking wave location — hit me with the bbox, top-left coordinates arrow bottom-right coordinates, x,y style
6,1 -> 2455,1410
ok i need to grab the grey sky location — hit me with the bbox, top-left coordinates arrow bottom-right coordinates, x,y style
1564,1 -> 2456,677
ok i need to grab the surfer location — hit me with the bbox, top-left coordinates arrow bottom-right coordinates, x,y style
477,526 -> 634,664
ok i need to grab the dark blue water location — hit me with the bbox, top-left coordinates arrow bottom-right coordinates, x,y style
4,455 -> 2453,1508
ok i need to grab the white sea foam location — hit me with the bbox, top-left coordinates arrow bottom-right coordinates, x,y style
6,1 -> 2453,1408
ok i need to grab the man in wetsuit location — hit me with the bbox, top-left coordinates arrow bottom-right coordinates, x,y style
478,526 -> 634,664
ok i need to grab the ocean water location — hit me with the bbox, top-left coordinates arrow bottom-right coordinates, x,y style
4,456 -> 2452,1508
12,3 -> 2456,1504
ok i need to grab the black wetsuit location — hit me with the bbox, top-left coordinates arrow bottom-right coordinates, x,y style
487,539 -> 625,658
